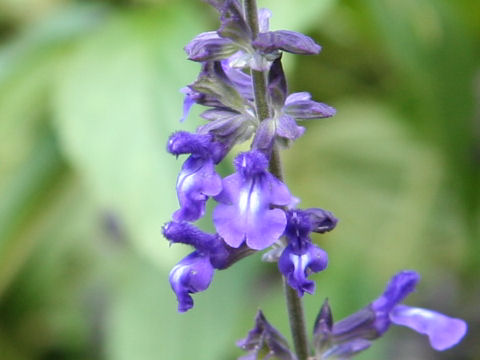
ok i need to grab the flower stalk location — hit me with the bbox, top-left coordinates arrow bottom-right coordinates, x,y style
244,1 -> 310,359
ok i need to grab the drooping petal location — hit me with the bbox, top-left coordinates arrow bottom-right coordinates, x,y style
278,243 -> 328,297
169,252 -> 215,312
390,305 -> 468,351
173,156 -> 222,222
253,30 -> 322,55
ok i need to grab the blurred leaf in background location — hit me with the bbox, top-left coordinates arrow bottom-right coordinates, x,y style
0,0 -> 478,359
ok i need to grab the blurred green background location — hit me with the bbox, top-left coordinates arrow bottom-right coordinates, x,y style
0,0 -> 478,359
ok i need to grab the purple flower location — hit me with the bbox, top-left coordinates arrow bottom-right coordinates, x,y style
213,151 -> 292,250
313,271 -> 468,357
278,209 -> 336,297
169,251 -> 214,312
167,131 -> 225,222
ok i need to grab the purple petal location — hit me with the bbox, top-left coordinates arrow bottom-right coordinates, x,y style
283,99 -> 336,120
185,31 -> 238,62
213,151 -> 291,250
253,30 -> 322,55
267,174 -> 293,206
278,243 -> 328,297
246,207 -> 287,250
167,131 -> 213,157
180,87 -> 196,122
169,252 -> 215,312
322,339 -> 372,359
285,92 -> 312,104
173,156 -> 222,222
390,305 -> 467,351
276,114 -> 305,140
258,8 -> 272,33
372,271 -> 420,314
252,118 -> 276,153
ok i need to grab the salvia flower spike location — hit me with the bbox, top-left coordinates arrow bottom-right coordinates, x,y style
162,1 -> 466,359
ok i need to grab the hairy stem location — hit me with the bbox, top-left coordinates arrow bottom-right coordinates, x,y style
244,1 -> 310,359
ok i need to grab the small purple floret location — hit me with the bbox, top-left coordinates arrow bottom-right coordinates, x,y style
167,132 -> 225,222
169,251 -> 214,312
278,209 -> 331,296
321,270 -> 467,355
213,151 -> 292,250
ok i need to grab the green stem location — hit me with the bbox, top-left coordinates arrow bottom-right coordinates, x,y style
244,1 -> 311,359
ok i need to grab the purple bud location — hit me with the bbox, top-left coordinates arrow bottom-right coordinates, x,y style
253,30 -> 322,55
313,299 -> 334,351
185,31 -> 238,62
305,208 -> 338,233
237,310 -> 296,360
169,252 -> 214,312
284,92 -> 336,119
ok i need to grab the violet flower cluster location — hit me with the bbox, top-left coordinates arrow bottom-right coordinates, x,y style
163,0 -> 336,313
162,0 -> 467,358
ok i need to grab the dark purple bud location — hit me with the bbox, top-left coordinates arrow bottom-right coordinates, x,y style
305,208 -> 338,233
237,310 -> 297,360
169,252 -> 214,312
185,31 -> 238,62
268,58 -> 287,107
253,30 -> 321,55
251,118 -> 276,154
313,299 -> 334,351
213,151 -> 292,250
284,92 -> 336,119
